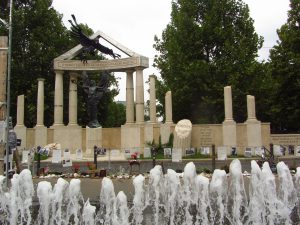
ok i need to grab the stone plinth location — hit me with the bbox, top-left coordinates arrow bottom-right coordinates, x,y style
222,86 -> 237,149
246,120 -> 262,147
222,120 -> 237,149
121,124 -> 143,150
14,125 -> 27,150
34,126 -> 47,148
53,125 -> 82,154
144,123 -> 154,144
160,123 -> 174,145
245,95 -> 262,147
173,119 -> 192,155
86,127 -> 102,156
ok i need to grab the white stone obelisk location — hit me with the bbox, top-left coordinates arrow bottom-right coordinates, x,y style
222,86 -> 237,152
126,70 -> 134,124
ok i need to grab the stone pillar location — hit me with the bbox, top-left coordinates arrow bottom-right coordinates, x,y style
36,78 -> 45,126
126,70 -> 134,124
0,37 -> 8,174
246,95 -> 262,147
165,91 -> 173,124
247,95 -> 257,121
35,79 -> 47,147
0,36 -> 7,121
224,86 -> 233,121
135,67 -> 144,124
222,86 -> 236,151
54,70 -> 64,126
149,74 -> 156,123
16,95 -> 25,126
68,72 -> 78,125
15,95 -> 27,150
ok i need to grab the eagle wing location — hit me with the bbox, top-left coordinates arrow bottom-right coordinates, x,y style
68,14 -> 95,48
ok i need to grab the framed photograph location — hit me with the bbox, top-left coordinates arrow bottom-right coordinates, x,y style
164,148 -> 172,158
52,149 -> 62,163
217,146 -> 227,160
143,147 -> 151,158
76,149 -> 83,160
244,147 -> 252,158
172,148 -> 182,162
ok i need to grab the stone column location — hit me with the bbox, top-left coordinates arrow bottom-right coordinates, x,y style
224,86 -> 233,121
54,70 -> 64,126
16,95 -> 25,126
165,91 -> 173,124
246,95 -> 262,147
135,67 -> 144,124
222,86 -> 236,151
149,74 -> 156,123
126,70 -> 134,124
0,36 -> 7,121
68,72 -> 78,125
15,95 -> 27,150
247,95 -> 257,121
36,78 -> 45,126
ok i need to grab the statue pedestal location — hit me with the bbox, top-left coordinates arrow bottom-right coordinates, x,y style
34,125 -> 47,148
160,123 -> 174,145
52,125 -> 82,154
86,127 -> 102,156
222,120 -> 237,153
246,119 -> 262,147
121,124 -> 143,150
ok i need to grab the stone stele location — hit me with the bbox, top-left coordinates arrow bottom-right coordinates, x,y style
173,119 -> 192,154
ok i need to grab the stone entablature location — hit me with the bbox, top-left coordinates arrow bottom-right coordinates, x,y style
54,56 -> 149,72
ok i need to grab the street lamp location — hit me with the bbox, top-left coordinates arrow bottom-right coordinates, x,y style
0,0 -> 13,188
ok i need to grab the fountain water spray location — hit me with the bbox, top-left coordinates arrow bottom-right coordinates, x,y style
0,160 -> 299,225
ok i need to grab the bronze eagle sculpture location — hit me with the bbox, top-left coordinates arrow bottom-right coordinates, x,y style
68,14 -> 121,63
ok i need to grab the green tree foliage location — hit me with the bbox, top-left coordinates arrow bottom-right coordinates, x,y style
0,0 -> 72,127
154,0 -> 263,123
0,0 -> 125,127
268,0 -> 300,132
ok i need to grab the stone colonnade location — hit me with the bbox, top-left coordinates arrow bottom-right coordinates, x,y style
51,68 -> 147,128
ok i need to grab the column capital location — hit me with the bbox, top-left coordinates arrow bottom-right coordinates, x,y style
37,78 -> 45,82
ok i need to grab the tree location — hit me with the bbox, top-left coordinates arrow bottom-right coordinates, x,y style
268,0 -> 300,132
0,0 -> 73,127
0,0 -> 124,128
153,0 -> 263,124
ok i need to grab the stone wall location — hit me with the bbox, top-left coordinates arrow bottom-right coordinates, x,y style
270,134 -> 300,146
15,122 -> 299,156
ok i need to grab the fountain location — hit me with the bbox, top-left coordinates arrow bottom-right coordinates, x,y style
0,159 -> 299,225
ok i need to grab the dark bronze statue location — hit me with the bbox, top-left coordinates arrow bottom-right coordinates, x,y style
81,71 -> 109,128
68,15 -> 121,63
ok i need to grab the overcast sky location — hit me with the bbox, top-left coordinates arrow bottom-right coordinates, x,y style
51,0 -> 290,101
